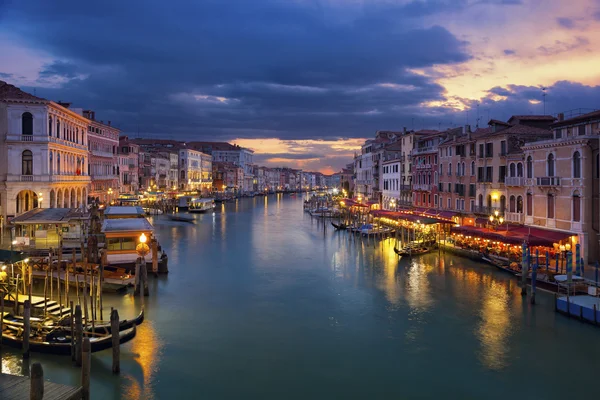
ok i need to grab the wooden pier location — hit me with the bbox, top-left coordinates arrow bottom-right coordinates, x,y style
0,370 -> 81,400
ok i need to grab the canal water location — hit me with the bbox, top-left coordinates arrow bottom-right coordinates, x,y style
1,194 -> 599,399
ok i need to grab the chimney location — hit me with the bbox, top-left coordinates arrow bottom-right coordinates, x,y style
57,101 -> 71,109
558,113 -> 564,122
108,121 -> 111,126
403,127 -> 407,134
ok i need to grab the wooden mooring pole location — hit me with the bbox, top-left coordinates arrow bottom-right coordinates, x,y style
81,338 -> 91,400
23,300 -> 31,358
75,304 -> 83,366
30,362 -> 44,400
111,309 -> 120,374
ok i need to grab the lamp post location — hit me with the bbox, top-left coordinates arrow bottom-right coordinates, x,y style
108,188 -> 113,205
135,233 -> 150,296
488,210 -> 504,231
38,192 -> 43,209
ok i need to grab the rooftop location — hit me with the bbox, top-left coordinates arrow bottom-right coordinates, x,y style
101,217 -> 154,234
552,109 -> 600,128
104,206 -> 145,217
486,123 -> 552,138
0,80 -> 47,104
11,208 -> 89,225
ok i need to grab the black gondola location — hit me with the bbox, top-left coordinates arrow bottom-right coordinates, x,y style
331,222 -> 348,230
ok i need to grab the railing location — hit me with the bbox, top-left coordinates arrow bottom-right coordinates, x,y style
413,183 -> 430,191
20,175 -> 33,181
505,177 -> 524,186
51,175 -> 91,182
91,174 -> 117,180
412,146 -> 436,155
505,212 -> 524,223
536,176 -> 561,186
400,184 -> 412,191
472,205 -> 495,215
48,136 -> 87,151
91,150 -> 115,158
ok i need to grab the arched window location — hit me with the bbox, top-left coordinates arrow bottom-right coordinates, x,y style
428,172 -> 431,185
527,192 -> 532,216
22,150 -> 33,175
517,163 -> 523,177
547,154 -> 555,177
547,194 -> 555,219
487,194 -> 492,209
478,194 -> 483,207
448,163 -> 452,176
500,195 -> 506,212
509,195 -> 516,212
22,112 -> 33,135
573,191 -> 581,222
48,116 -> 52,136
49,151 -> 53,175
56,120 -> 60,138
180,170 -> 185,180
461,162 -> 465,176
517,196 -> 523,213
470,161 -> 475,176
57,153 -> 61,174
527,156 -> 533,179
509,163 -> 516,177
573,151 -> 581,178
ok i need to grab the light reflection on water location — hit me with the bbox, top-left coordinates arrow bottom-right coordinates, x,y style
2,196 -> 599,399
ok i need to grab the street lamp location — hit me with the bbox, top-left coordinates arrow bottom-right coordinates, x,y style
38,192 -> 43,208
390,198 -> 396,211
489,211 -> 504,231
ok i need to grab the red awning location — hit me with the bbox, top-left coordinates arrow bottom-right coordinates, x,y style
451,224 -> 574,246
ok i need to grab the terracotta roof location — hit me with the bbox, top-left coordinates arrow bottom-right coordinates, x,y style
551,109 -> 600,128
0,80 -> 47,103
508,115 -> 555,123
488,119 -> 511,127
384,141 -> 403,151
414,129 -> 440,135
486,123 -> 552,137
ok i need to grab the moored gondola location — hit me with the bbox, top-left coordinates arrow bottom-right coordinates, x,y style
331,222 -> 348,230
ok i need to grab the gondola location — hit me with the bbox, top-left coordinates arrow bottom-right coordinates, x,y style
167,214 -> 194,223
0,325 -> 137,355
394,246 -> 431,257
331,222 -> 348,230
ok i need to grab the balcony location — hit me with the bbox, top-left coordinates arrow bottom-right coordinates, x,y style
505,177 -> 524,186
536,177 -> 561,186
472,205 -> 495,215
7,174 -> 90,183
413,183 -> 430,191
51,175 -> 91,182
91,174 -> 117,181
91,150 -> 115,158
505,212 -> 524,224
412,146 -> 436,155
400,184 -> 412,191
48,136 -> 88,151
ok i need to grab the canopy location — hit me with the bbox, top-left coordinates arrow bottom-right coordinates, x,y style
371,210 -> 445,225
340,198 -> 369,208
450,224 -> 575,246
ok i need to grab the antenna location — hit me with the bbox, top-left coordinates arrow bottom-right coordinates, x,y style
542,87 -> 547,115
476,102 -> 480,128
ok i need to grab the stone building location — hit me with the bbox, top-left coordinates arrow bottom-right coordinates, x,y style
85,110 -> 119,204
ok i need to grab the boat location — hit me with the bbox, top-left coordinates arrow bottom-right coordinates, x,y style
331,222 -> 348,230
394,246 -> 431,257
167,214 -> 194,223
32,268 -> 134,293
188,198 -> 215,213
143,207 -> 163,215
0,325 -> 136,355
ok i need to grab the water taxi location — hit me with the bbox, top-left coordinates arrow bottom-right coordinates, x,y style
189,198 -> 215,213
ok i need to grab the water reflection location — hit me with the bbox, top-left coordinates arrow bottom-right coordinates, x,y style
122,321 -> 163,400
476,280 -> 512,370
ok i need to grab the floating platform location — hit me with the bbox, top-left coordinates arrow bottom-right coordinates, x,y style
556,295 -> 600,325
0,372 -> 81,400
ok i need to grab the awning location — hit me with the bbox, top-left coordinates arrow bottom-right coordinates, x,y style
340,199 -> 369,208
372,210 -> 445,225
450,224 -> 575,246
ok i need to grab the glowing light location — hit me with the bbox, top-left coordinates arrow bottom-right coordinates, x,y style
140,233 -> 147,244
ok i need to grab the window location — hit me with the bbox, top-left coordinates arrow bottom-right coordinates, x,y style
485,143 -> 493,157
470,161 -> 475,176
500,141 -> 506,156
499,166 -> 506,182
448,163 -> 452,176
22,112 -> 33,135
22,150 -> 33,175
509,195 -> 516,212
470,200 -> 475,211
440,164 -> 444,175
517,196 -> 523,213
477,167 -> 484,182
578,125 -> 586,136
526,193 -> 533,215
547,194 -> 555,219
479,144 -> 484,158
56,120 -> 60,138
509,163 -> 516,177
573,151 -> 581,178
485,166 -> 493,182
447,198 -> 451,209
527,156 -> 533,178
456,199 -> 460,210
48,117 -> 52,136
478,194 -> 483,206
447,183 -> 451,192
555,129 -> 562,139
547,154 -> 555,176
517,163 -> 523,177
573,191 -> 581,222
439,197 -> 443,208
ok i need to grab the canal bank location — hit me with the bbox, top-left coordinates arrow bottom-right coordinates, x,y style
1,194 -> 599,399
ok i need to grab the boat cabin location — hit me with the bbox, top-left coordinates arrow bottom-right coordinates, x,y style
101,217 -> 156,266
9,208 -> 90,250
189,198 -> 215,213
104,206 -> 145,219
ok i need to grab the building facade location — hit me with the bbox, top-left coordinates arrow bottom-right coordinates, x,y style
118,136 -> 139,193
179,148 -> 212,193
0,81 -> 91,232
85,110 -> 119,204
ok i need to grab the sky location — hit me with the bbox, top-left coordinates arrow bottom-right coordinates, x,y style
1,0 -> 600,174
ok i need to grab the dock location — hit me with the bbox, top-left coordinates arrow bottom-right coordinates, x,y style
0,372 -> 82,400
556,295 -> 600,325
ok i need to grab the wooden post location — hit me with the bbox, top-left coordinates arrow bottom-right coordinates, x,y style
81,338 -> 91,400
75,304 -> 83,366
44,270 -> 48,315
82,257 -> 89,333
99,250 -> 104,321
134,258 -> 141,296
111,309 -> 120,374
520,242 -> 528,296
23,299 -> 31,358
30,362 -> 44,400
141,257 -> 149,296
91,274 -> 95,333
152,238 -> 158,276
70,300 -> 75,362
57,255 -> 62,315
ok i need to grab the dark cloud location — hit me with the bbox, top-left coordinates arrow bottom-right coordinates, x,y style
0,72 -> 13,78
503,49 -> 516,55
38,61 -> 82,79
537,37 -> 589,56
556,17 -> 575,29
